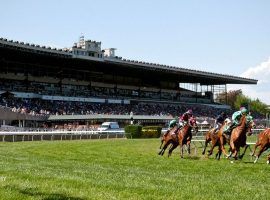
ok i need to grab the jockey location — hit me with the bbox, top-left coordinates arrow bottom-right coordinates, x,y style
179,109 -> 193,128
164,117 -> 178,137
171,109 -> 193,135
223,107 -> 248,136
214,112 -> 227,133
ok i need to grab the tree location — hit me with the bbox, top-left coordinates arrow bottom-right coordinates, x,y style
216,89 -> 242,109
217,89 -> 269,115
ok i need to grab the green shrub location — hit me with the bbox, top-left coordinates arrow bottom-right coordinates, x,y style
141,126 -> 162,138
124,125 -> 142,139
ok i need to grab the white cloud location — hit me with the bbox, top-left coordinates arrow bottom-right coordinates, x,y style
229,57 -> 270,105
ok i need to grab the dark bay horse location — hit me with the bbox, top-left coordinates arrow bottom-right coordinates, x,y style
251,128 -> 270,164
167,117 -> 197,158
158,126 -> 178,156
229,115 -> 255,160
202,118 -> 231,159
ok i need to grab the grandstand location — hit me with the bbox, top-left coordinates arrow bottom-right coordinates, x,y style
0,36 -> 258,129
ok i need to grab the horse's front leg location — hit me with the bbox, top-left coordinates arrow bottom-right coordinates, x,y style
186,140 -> 191,155
229,140 -> 236,159
267,154 -> 270,164
179,141 -> 184,158
219,136 -> 229,158
238,144 -> 249,160
232,147 -> 240,160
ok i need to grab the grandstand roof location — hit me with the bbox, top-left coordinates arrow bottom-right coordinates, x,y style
0,37 -> 257,85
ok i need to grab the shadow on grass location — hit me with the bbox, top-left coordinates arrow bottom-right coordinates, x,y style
4,185 -> 85,200
184,156 -> 201,160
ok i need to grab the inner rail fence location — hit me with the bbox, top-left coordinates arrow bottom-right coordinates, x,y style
0,129 -> 265,143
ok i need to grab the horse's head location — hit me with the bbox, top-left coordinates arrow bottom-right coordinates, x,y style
245,115 -> 255,136
189,117 -> 198,133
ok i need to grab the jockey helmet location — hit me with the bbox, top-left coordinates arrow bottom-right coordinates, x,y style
187,109 -> 193,114
240,107 -> 248,114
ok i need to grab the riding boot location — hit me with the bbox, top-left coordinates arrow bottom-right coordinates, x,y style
174,127 -> 180,135
164,130 -> 170,137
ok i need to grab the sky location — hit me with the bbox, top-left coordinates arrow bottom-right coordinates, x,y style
1,0 -> 270,104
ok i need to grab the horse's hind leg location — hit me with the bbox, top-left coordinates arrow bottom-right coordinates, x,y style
158,140 -> 170,156
207,140 -> 217,156
168,142 -> 178,157
202,139 -> 210,155
159,139 -> 164,149
215,146 -> 222,160
179,144 -> 184,158
254,145 -> 268,163
251,141 -> 260,157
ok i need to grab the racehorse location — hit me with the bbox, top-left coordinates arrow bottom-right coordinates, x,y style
251,128 -> 270,164
228,115 -> 255,160
167,117 -> 198,158
202,118 -> 231,160
158,126 -> 178,156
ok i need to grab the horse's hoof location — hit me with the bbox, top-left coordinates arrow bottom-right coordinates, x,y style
267,160 -> 269,164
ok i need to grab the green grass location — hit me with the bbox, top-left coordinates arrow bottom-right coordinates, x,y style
0,138 -> 269,200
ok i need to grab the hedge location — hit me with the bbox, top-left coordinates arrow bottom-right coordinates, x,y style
124,125 -> 143,139
141,126 -> 162,138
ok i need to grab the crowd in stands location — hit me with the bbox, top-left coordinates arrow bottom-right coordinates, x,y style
0,96 -> 268,131
0,97 -> 222,117
0,96 -> 265,120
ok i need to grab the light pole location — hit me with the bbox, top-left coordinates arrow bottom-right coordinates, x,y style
130,111 -> 133,125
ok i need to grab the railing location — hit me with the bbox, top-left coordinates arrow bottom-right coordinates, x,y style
0,129 -> 265,143
0,130 -> 126,142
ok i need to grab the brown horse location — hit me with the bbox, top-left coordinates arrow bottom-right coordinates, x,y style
251,128 -> 270,164
202,119 -> 231,160
158,126 -> 178,156
229,115 -> 255,160
167,117 -> 197,158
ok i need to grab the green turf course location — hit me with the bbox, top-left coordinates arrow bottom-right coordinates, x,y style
0,138 -> 269,200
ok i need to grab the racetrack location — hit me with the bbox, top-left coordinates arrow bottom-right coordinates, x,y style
0,138 -> 269,200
